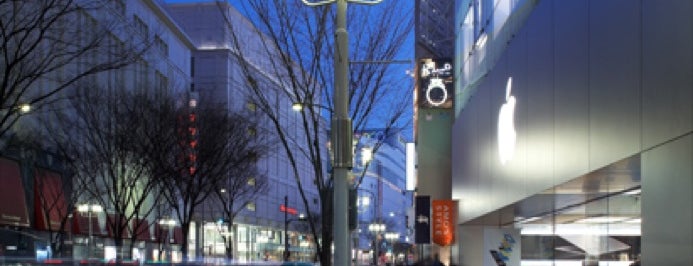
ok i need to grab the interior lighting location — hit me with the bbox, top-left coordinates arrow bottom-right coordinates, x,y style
573,216 -> 631,224
362,147 -> 373,163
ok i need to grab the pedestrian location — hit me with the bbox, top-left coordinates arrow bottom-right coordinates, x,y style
432,253 -> 444,266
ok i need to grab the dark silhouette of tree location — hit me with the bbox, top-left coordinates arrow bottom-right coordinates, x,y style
0,0 -> 148,142
41,87 -> 163,260
219,1 -> 413,265
138,93 -> 271,261
212,163 -> 268,260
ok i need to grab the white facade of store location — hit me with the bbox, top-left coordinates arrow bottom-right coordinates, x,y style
452,0 -> 692,265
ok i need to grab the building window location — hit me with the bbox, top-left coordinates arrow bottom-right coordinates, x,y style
133,15 -> 148,38
154,35 -> 168,57
112,0 -> 126,17
246,202 -> 256,211
247,177 -> 256,186
155,71 -> 168,95
134,59 -> 149,90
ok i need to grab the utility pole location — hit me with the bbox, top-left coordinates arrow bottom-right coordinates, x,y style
300,1 -> 383,265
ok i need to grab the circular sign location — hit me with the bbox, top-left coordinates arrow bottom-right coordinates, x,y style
426,78 -> 448,106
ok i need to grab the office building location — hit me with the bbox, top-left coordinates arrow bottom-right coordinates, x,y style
0,0 -> 194,262
166,2 -> 323,262
353,130 -> 413,265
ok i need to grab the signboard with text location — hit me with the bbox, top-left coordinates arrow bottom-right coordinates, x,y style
414,195 -> 431,244
431,199 -> 456,246
418,58 -> 453,109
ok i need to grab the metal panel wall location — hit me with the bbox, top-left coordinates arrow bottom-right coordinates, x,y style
641,134 -> 693,265
552,0 -> 590,186
641,0 -> 693,148
452,0 -> 693,223
587,0 -> 642,169
523,0 -> 554,194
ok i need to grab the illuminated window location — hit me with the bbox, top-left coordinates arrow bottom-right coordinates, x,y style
247,177 -> 256,186
246,202 -> 256,211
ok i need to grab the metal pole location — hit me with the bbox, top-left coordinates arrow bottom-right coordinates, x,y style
88,209 -> 92,260
301,1 -> 381,265
333,1 -> 352,266
284,195 -> 289,261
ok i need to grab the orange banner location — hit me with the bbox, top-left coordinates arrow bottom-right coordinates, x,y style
432,200 -> 456,246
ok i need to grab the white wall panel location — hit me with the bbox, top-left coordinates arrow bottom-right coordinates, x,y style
476,75 -> 495,218
641,134 -> 693,265
553,0 -> 590,185
641,0 -> 693,148
452,101 -> 474,221
488,54 -> 513,210
504,24 -> 529,204
587,0 -> 642,169
524,0 -> 554,195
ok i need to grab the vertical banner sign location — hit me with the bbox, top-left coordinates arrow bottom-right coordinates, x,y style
415,195 -> 431,244
432,199 -> 456,246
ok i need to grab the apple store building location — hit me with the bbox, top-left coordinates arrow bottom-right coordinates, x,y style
450,0 -> 692,265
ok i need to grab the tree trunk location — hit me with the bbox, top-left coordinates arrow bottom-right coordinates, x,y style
319,192 -> 334,266
181,223 -> 191,262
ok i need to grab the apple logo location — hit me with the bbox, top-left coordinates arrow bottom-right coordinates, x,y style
498,77 -> 516,165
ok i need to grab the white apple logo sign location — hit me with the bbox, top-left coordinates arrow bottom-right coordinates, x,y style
498,77 -> 516,165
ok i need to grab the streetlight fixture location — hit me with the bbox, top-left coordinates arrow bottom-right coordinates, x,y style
299,0 -> 383,265
18,103 -> 31,114
77,203 -> 103,259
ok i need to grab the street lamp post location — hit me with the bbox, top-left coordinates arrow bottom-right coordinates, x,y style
77,203 -> 103,260
300,0 -> 383,265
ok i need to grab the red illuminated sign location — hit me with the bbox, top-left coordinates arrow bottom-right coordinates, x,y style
280,204 -> 298,215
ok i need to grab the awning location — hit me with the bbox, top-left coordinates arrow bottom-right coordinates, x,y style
107,214 -> 131,239
172,226 -> 183,244
153,224 -> 183,244
34,169 -> 69,231
0,157 -> 30,227
153,223 -> 170,243
72,211 -> 104,236
132,218 -> 151,241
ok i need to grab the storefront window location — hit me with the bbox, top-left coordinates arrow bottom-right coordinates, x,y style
517,157 -> 641,266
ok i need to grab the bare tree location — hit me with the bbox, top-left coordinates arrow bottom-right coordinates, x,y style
42,87 -> 163,260
139,93 -> 271,261
0,0 -> 147,142
221,1 -> 413,265
34,165 -> 79,257
212,165 -> 268,260
0,132 -> 85,257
